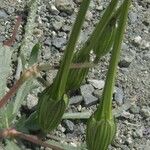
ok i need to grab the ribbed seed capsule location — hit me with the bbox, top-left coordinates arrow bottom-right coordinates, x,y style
86,115 -> 116,150
66,53 -> 90,91
93,20 -> 117,63
37,91 -> 68,132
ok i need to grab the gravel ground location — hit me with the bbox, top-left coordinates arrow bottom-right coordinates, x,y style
0,0 -> 150,150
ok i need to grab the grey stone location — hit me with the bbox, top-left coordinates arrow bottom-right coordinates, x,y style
85,11 -> 93,21
83,93 -> 98,106
120,145 -> 130,150
133,36 -> 142,46
0,9 -> 8,19
141,40 -> 150,50
132,128 -> 143,138
0,35 -> 5,42
69,95 -> 83,105
129,12 -> 138,23
143,9 -> 150,26
26,94 -> 38,110
125,136 -> 133,145
7,7 -> 15,14
80,84 -> 94,94
52,20 -> 63,31
52,37 -> 67,49
74,0 -> 83,4
55,0 -> 74,15
143,51 -> 150,61
57,124 -> 66,132
121,111 -> 134,120
47,4 -> 59,15
64,120 -> 74,133
130,105 -> 140,114
141,107 -> 150,118
96,5 -> 103,11
133,36 -> 150,49
77,123 -> 85,134
43,47 -> 51,60
114,87 -> 124,106
119,49 -> 136,68
122,42 -> 128,51
62,24 -> 71,32
88,79 -> 105,89
44,37 -> 52,46
80,84 -> 98,106
93,89 -> 103,98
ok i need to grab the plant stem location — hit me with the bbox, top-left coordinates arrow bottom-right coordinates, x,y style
96,0 -> 131,120
0,65 -> 37,109
0,62 -> 94,109
49,0 -> 91,100
0,128 -> 63,150
37,62 -> 95,71
0,79 -> 22,109
3,16 -> 22,47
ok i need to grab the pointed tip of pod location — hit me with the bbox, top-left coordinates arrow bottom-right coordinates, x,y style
86,115 -> 116,150
37,94 -> 68,132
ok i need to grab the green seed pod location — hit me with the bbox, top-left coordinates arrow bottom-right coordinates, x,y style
66,53 -> 90,91
86,114 -> 116,150
94,20 -> 117,63
37,91 -> 68,132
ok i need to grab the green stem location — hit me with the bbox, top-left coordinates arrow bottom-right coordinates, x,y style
79,0 -> 119,56
50,0 -> 91,100
96,0 -> 131,120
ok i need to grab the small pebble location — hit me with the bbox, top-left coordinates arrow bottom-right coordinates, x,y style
114,87 -> 124,106
0,9 -> 8,19
69,95 -> 83,105
119,49 -> 136,68
48,4 -> 59,15
64,120 -> 74,133
130,105 -> 140,114
52,37 -> 67,49
133,36 -> 142,46
83,93 -> 98,107
141,107 -> 150,118
55,0 -> 74,15
26,94 -> 38,110
80,84 -> 94,94
87,79 -> 105,90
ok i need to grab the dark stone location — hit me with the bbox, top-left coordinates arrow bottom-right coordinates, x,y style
119,49 -> 136,68
52,37 -> 67,49
69,95 -> 83,105
0,9 -> 8,19
114,87 -> 124,106
64,120 -> 74,133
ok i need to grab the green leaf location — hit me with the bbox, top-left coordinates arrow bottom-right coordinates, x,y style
24,112 -> 40,131
19,0 -> 38,59
0,44 -> 13,128
12,78 -> 37,115
0,44 -> 12,98
0,101 -> 15,128
15,115 -> 29,133
28,43 -> 41,66
5,140 -> 21,150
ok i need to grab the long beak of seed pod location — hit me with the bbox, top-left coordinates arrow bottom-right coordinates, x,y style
37,0 -> 91,132
66,0 -> 120,91
86,0 -> 131,149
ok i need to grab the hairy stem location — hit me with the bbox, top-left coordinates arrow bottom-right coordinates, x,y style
0,128 -> 63,150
